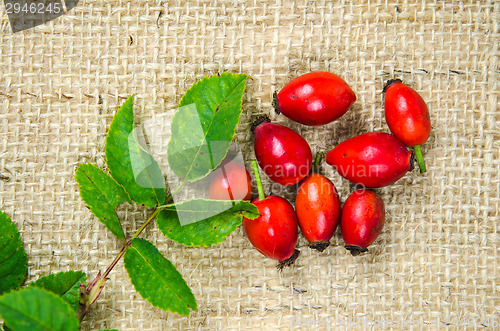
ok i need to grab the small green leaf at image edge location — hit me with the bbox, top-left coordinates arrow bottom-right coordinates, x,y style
29,270 -> 86,313
0,287 -> 79,331
0,211 -> 28,295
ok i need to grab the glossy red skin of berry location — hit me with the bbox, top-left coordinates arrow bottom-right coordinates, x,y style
384,80 -> 431,147
276,72 -> 356,126
243,196 -> 298,261
254,121 -> 312,186
341,189 -> 385,254
208,160 -> 252,201
295,173 -> 341,247
326,132 -> 413,188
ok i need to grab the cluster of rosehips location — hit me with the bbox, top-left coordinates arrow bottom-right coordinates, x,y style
209,72 -> 431,268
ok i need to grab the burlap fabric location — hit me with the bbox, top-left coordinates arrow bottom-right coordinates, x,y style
1,1 -> 498,330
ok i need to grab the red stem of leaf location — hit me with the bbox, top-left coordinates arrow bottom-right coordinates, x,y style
78,207 -> 162,322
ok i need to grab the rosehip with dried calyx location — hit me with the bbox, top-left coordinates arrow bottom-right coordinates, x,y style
208,159 -> 252,201
341,189 -> 385,256
253,116 -> 312,186
326,132 -> 414,188
274,72 -> 356,126
295,152 -> 341,252
384,79 -> 431,173
243,160 -> 300,269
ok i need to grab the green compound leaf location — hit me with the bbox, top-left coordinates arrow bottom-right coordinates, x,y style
157,199 -> 259,247
124,238 -> 196,316
75,164 -> 130,239
30,270 -> 86,313
106,95 -> 165,207
0,287 -> 79,331
167,73 -> 248,182
0,211 -> 27,295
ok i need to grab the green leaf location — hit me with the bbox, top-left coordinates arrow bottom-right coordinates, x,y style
105,95 -> 165,207
157,199 -> 259,247
30,270 -> 86,312
167,73 -> 248,182
0,211 -> 27,295
75,164 -> 130,239
124,238 -> 196,316
0,287 -> 79,331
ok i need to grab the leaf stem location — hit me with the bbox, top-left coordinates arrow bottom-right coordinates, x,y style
157,203 -> 175,209
413,145 -> 427,173
130,208 -> 161,241
79,207 -> 163,322
251,160 -> 265,200
313,152 -> 324,173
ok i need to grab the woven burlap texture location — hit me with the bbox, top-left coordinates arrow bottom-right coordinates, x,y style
1,0 -> 498,330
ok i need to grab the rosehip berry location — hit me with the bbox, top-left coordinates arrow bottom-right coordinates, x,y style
243,161 -> 300,269
326,132 -> 413,188
274,72 -> 356,126
208,160 -> 252,201
253,116 -> 312,186
384,79 -> 431,173
295,153 -> 341,252
341,189 -> 385,256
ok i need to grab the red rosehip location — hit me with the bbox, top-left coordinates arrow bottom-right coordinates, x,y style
274,72 -> 356,126
244,196 -> 299,264
253,116 -> 312,186
208,160 -> 252,201
243,161 -> 300,269
326,132 -> 413,188
384,79 -> 431,173
295,153 -> 341,252
341,189 -> 385,256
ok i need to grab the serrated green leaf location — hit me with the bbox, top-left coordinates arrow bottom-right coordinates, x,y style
30,270 -> 86,312
0,211 -> 27,295
75,164 -> 130,239
167,73 -> 248,182
0,287 -> 79,331
105,95 -> 165,207
157,199 -> 259,247
124,238 -> 196,316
